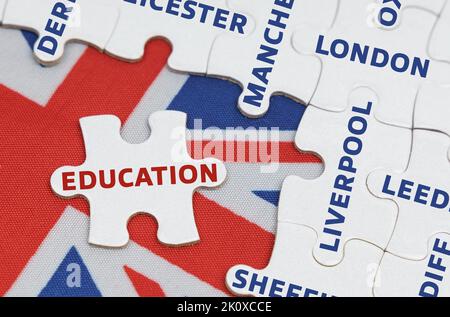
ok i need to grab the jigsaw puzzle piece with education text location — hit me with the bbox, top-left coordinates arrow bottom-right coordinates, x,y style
374,233 -> 450,297
281,87 -> 410,266
2,0 -> 119,65
51,111 -> 227,248
105,0 -> 252,75
226,179 -> 383,297
206,0 -> 338,118
293,0 -> 450,128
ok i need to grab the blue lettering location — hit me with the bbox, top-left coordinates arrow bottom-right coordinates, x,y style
381,175 -> 396,196
398,179 -> 414,200
148,0 -> 163,11
431,189 -> 449,209
232,269 -> 248,289
243,83 -> 266,107
37,36 -> 58,56
350,43 -> 369,64
414,184 -> 430,205
249,273 -> 268,294
166,0 -> 181,16
316,35 -> 329,56
213,8 -> 229,29
331,39 -> 349,59
257,45 -> 278,65
269,279 -> 285,297
371,48 -> 389,68
181,0 -> 196,19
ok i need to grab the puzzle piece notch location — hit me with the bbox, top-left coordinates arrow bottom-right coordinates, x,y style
293,0 -> 450,128
226,221 -> 382,297
51,111 -> 227,247
367,129 -> 450,260
206,0 -> 339,118
105,0 -> 253,75
375,233 -> 450,297
2,0 -> 119,65
282,86 -> 409,266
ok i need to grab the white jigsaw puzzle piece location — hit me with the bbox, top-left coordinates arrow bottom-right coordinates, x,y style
429,1 -> 450,62
2,0 -> 119,65
105,0 -> 251,74
293,0 -> 450,128
51,111 -> 227,247
368,130 -> 450,260
375,233 -> 450,297
226,181 -> 383,297
372,0 -> 445,28
283,86 -> 410,266
414,84 -> 450,137
206,0 -> 338,118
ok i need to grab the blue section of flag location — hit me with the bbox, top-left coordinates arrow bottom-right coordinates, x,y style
39,246 -> 101,297
168,76 -> 305,130
21,30 -> 37,48
253,190 -> 281,207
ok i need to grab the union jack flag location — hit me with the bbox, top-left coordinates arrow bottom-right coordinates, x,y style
0,28 -> 322,296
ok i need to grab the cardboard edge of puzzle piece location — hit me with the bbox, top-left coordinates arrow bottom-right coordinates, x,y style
374,232 -> 450,297
2,0 -> 119,65
51,111 -> 227,248
206,0 -> 338,118
367,129 -> 450,260
226,221 -> 382,297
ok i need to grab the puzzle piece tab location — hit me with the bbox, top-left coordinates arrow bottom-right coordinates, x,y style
285,87 -> 409,266
105,0 -> 251,74
51,111 -> 227,247
2,0 -> 119,65
368,129 -> 450,260
226,178 -> 383,297
293,0 -> 450,128
375,233 -> 450,297
206,0 -> 338,118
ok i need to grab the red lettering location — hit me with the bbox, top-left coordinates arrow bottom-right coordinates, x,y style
135,168 -> 153,187
200,164 -> 218,182
118,168 -> 133,187
151,166 -> 167,185
179,165 -> 197,184
62,171 -> 76,190
170,166 -> 177,184
99,169 -> 116,189
80,171 -> 96,190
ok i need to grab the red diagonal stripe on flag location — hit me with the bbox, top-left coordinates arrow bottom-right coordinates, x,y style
0,42 -> 274,296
